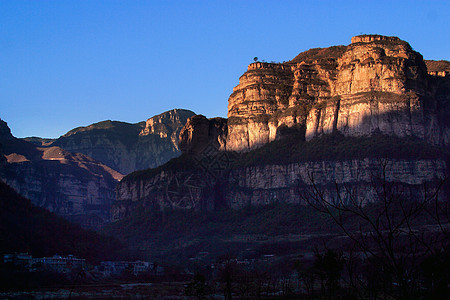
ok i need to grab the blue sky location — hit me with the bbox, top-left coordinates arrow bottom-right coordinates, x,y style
1,0 -> 449,138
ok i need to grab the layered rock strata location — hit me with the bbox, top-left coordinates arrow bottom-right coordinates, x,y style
227,35 -> 449,151
113,158 -> 446,220
113,35 -> 449,220
0,119 -> 122,228
179,115 -> 228,155
226,159 -> 446,207
51,109 -> 195,174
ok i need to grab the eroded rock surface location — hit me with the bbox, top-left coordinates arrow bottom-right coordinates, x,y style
0,119 -> 122,228
179,115 -> 227,154
226,35 -> 449,151
113,35 -> 449,220
113,157 -> 447,220
52,109 -> 195,174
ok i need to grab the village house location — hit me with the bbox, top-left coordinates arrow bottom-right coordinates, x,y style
3,253 -> 85,273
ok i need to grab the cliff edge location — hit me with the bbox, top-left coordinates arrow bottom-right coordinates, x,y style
224,34 -> 449,151
113,35 -> 449,220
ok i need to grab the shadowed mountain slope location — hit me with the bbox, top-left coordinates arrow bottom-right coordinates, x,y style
0,119 -> 122,228
50,109 -> 195,174
0,179 -> 124,262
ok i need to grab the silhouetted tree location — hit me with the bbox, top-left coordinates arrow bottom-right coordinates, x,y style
301,159 -> 448,299
217,256 -> 238,300
185,273 -> 210,300
313,249 -> 344,297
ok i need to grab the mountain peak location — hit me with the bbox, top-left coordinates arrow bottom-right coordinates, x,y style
225,34 -> 444,152
139,109 -> 196,137
0,119 -> 14,141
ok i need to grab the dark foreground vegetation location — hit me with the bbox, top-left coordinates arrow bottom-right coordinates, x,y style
103,178 -> 448,299
105,148 -> 449,299
180,248 -> 448,300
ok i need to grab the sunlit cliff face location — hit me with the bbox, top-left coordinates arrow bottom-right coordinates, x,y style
225,35 -> 447,152
115,35 -> 449,219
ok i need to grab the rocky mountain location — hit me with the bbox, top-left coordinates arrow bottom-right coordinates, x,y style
179,115 -> 228,154
225,34 -> 449,151
22,137 -> 55,146
0,119 -> 122,228
48,109 -> 195,175
112,35 -> 449,220
113,134 -> 447,219
0,109 -> 195,227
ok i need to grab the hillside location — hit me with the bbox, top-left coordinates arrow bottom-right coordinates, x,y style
103,202 -> 336,263
0,119 -> 122,228
0,109 -> 196,227
113,35 -> 449,221
0,180 -> 124,262
50,109 -> 195,174
425,60 -> 450,75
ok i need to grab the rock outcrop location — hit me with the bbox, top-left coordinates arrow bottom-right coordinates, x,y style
0,119 -> 122,228
51,109 -> 195,174
0,119 -> 14,140
227,62 -> 296,150
226,159 -> 447,207
425,60 -> 450,77
112,35 -> 448,221
179,115 -> 228,154
227,35 -> 449,151
113,158 -> 446,220
139,109 -> 193,141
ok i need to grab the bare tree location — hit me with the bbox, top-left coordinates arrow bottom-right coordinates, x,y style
300,159 -> 448,299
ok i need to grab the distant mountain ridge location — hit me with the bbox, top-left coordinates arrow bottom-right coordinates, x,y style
62,119 -> 145,137
28,109 -> 195,175
0,119 -> 121,228
1,109 -> 196,227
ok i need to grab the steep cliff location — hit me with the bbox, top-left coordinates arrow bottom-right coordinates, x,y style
425,60 -> 450,77
114,158 -> 446,219
113,132 -> 447,220
113,35 -> 448,221
226,159 -> 446,208
0,119 -> 122,228
51,109 -> 195,174
227,35 -> 449,151
179,115 -> 228,154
